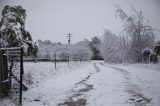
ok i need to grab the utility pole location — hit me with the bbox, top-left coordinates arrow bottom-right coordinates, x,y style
67,33 -> 72,47
67,33 -> 72,67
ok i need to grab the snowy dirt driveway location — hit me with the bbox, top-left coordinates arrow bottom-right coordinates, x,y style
59,62 -> 160,106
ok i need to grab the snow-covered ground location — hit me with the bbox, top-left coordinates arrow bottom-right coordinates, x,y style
111,63 -> 160,106
0,61 -> 160,106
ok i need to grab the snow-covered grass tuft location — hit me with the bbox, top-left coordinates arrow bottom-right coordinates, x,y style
0,99 -> 15,106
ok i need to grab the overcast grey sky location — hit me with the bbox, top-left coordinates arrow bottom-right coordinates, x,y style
0,0 -> 160,43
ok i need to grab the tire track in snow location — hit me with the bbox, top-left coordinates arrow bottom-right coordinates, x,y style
58,63 -> 99,106
93,63 -> 101,72
99,63 -> 152,106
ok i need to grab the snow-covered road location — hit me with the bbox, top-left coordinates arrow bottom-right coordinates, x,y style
23,61 -> 132,106
1,61 -> 160,106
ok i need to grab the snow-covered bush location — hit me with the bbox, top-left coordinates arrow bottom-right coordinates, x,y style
37,40 -> 92,61
142,47 -> 152,63
37,41 -> 54,59
53,44 -> 70,61
70,42 -> 92,61
154,41 -> 160,56
101,30 -> 125,63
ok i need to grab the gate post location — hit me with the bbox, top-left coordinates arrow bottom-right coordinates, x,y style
0,50 -> 9,97
19,47 -> 23,105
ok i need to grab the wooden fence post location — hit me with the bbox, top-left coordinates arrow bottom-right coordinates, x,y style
19,47 -> 23,105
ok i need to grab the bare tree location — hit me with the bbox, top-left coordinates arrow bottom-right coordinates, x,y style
115,5 -> 155,62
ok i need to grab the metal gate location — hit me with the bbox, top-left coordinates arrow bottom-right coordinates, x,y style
0,47 -> 24,105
